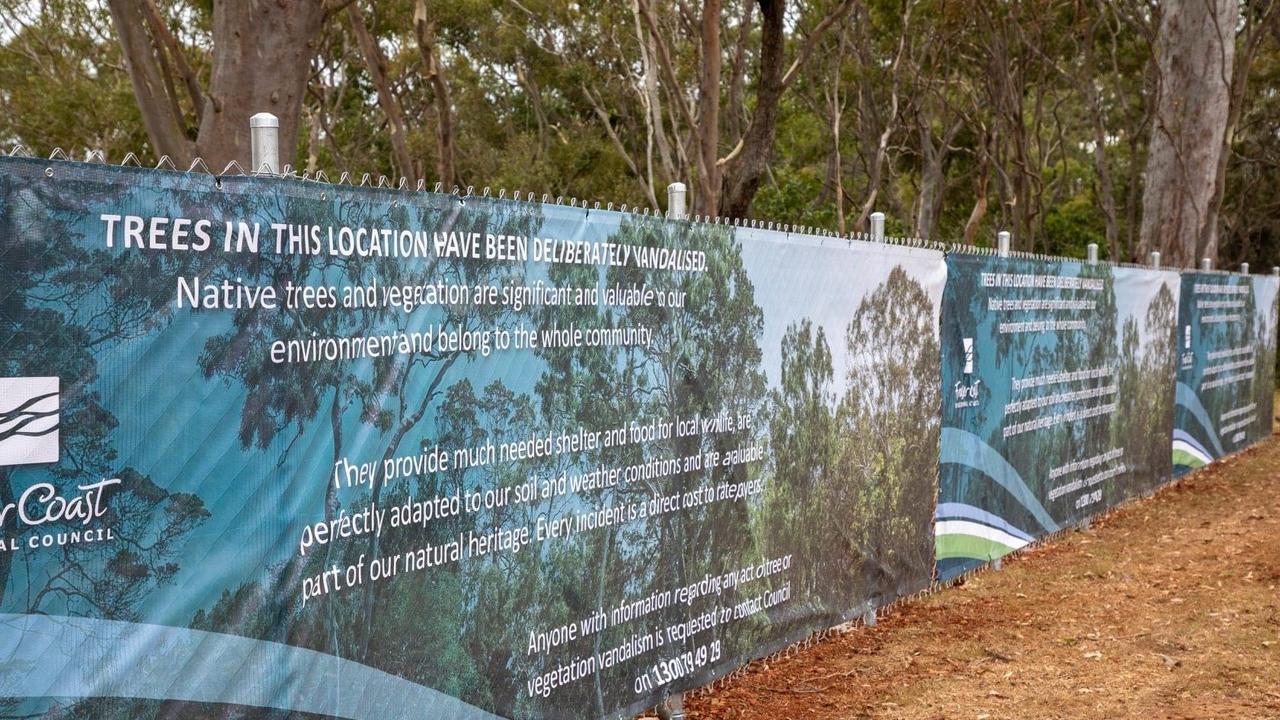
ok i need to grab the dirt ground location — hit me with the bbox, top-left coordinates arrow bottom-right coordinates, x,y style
681,421 -> 1280,719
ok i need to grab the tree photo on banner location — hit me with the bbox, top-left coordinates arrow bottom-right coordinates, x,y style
1172,272 -> 1280,475
0,155 -> 946,720
936,253 -> 1180,579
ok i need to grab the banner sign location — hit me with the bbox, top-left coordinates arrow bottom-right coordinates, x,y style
0,157 -> 944,720
1172,272 -> 1279,474
936,253 -> 1180,579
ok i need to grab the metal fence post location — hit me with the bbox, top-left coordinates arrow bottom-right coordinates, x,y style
1201,258 -> 1213,271
1086,243 -> 1098,265
666,182 -> 687,220
1149,251 -> 1161,269
657,692 -> 685,720
997,231 -> 1011,258
870,211 -> 885,242
655,183 -> 691,720
1241,262 -> 1250,275
250,112 -> 279,174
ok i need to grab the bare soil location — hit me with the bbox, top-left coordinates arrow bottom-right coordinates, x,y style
680,426 -> 1280,719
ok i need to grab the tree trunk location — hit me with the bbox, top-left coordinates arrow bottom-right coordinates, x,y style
195,0 -> 329,170
831,88 -> 846,235
1138,0 -> 1238,267
915,118 -> 961,240
348,2 -> 416,183
962,131 -> 991,245
1082,18 -> 1120,262
694,0 -> 722,215
416,0 -> 456,189
633,0 -> 677,197
107,0 -> 195,163
1201,3 -> 1274,267
1124,131 -> 1142,262
718,0 -> 785,219
725,2 -> 755,147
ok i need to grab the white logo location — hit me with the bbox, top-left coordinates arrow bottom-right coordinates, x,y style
952,379 -> 983,409
0,377 -> 60,466
954,379 -> 982,401
962,337 -> 975,374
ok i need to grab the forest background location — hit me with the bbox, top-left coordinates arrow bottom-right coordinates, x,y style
0,0 -> 1276,270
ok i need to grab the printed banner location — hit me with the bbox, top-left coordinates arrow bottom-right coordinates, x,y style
936,253 -> 1180,579
0,157 -> 944,720
1172,272 -> 1279,474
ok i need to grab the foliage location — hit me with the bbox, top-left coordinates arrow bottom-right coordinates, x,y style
3,1 -> 1277,265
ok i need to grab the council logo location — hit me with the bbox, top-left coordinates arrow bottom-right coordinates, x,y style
1180,325 -> 1194,370
0,377 -> 60,466
954,337 -> 982,409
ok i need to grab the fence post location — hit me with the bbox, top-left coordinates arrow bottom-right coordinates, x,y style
1241,262 -> 1250,275
657,691 -> 685,720
652,280 -> 685,720
250,112 -> 279,174
1149,251 -> 1160,269
1273,267 -> 1279,277
997,231 -> 1011,258
1086,243 -> 1098,265
1201,258 -> 1213,271
870,211 -> 885,242
667,182 -> 687,220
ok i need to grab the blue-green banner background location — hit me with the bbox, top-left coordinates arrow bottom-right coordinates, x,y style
936,253 -> 1181,579
0,157 -> 945,720
4,155 -> 1276,720
1171,272 -> 1279,475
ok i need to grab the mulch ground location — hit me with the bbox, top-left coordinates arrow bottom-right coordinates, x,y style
678,430 -> 1280,720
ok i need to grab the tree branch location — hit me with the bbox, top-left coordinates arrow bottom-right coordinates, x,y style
140,0 -> 204,126
415,0 -> 456,188
106,0 -> 193,162
347,1 -> 418,183
780,0 -> 858,90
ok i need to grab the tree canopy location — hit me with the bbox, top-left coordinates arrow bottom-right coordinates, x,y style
1,0 -> 1277,268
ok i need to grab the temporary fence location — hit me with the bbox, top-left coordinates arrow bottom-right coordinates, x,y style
0,149 -> 1275,720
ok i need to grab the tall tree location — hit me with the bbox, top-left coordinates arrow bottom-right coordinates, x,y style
107,0 -> 351,169
1139,0 -> 1239,266
715,0 -> 857,218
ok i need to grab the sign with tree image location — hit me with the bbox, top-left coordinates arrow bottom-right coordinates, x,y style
1172,272 -> 1279,475
936,253 -> 1181,580
0,156 -> 944,720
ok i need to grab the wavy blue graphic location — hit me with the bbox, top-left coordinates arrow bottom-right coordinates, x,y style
934,502 -> 1035,543
939,427 -> 1061,534
1174,381 -> 1225,457
0,613 -> 499,720
1171,428 -> 1214,470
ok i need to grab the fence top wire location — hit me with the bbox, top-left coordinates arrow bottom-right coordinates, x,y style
5,145 -> 1262,275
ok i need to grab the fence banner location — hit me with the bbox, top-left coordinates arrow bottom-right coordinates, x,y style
1172,272 -> 1280,475
0,157 -> 944,720
936,253 -> 1180,580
